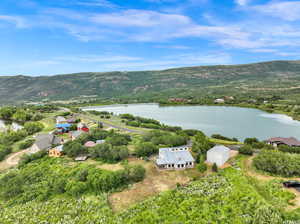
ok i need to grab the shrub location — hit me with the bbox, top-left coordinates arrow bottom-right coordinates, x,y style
197,162 -> 207,173
135,142 -> 158,157
244,137 -> 259,145
18,150 -> 47,167
239,145 -> 253,155
18,139 -> 35,150
211,134 -> 238,142
212,163 -> 218,172
278,145 -> 300,154
0,145 -> 12,161
253,150 -> 300,177
23,122 -> 44,135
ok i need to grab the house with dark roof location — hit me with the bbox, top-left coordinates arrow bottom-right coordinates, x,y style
29,134 -> 63,154
156,146 -> 195,169
266,137 -> 300,147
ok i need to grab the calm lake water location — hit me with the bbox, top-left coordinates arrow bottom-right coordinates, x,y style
83,104 -> 300,141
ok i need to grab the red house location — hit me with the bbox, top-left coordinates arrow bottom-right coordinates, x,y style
77,122 -> 89,132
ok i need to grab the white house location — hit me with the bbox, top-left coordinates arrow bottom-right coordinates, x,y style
56,116 -> 67,124
206,145 -> 230,167
214,98 -> 225,104
156,146 -> 195,170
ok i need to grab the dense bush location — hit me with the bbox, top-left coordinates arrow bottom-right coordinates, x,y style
135,142 -> 158,157
184,129 -> 205,136
0,145 -> 12,161
211,134 -> 238,142
23,122 -> 44,135
0,158 -> 145,204
192,133 -> 214,155
143,130 -> 188,147
18,150 -> 47,168
244,137 -> 259,145
88,143 -> 129,162
63,141 -> 88,158
18,139 -> 35,150
239,145 -> 254,155
278,145 -> 300,154
253,150 -> 300,177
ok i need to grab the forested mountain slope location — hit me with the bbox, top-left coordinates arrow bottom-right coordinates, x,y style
1,60 -> 300,104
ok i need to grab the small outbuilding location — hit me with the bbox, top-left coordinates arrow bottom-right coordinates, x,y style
49,145 -> 64,157
206,145 -> 230,167
56,116 -> 67,124
84,141 -> 96,148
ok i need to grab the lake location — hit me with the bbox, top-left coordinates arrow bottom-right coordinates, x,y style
83,104 -> 300,141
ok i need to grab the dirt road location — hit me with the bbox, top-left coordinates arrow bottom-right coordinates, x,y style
0,149 -> 28,171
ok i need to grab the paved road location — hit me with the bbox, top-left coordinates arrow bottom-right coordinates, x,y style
80,114 -> 145,134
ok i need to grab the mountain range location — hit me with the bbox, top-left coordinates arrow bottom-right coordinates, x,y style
1,60 -> 300,104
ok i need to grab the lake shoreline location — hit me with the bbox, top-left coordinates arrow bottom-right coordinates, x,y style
82,103 -> 300,141
82,102 -> 298,122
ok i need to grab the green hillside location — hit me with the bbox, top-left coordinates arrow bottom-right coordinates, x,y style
1,60 -> 300,104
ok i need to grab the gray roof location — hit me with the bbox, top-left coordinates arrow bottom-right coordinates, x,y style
96,140 -> 105,144
56,116 -> 66,123
71,130 -> 83,138
55,145 -> 64,152
35,134 -> 62,150
156,147 -> 194,165
75,155 -> 88,161
208,145 -> 230,154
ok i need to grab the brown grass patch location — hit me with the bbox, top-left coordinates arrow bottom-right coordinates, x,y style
109,159 -> 199,212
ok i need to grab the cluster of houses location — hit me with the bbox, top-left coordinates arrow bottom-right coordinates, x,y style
155,136 -> 300,170
29,114 -> 300,170
156,143 -> 232,170
56,115 -> 89,134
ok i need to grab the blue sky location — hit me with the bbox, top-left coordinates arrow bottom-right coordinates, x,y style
1,0 -> 300,76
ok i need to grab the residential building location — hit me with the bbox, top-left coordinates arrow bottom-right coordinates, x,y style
266,137 -> 300,147
77,122 -> 89,132
56,116 -> 67,124
214,98 -> 225,103
70,130 -> 83,140
207,145 -> 230,167
49,145 -> 64,157
30,134 -> 63,154
156,146 -> 195,170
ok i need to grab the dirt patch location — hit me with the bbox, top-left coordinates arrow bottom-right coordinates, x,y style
244,155 -> 300,210
0,149 -> 28,171
109,162 -> 193,212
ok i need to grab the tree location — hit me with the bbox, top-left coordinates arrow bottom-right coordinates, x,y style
63,141 -> 87,158
239,145 -> 253,155
24,122 -> 44,135
212,163 -> 218,172
192,133 -> 214,155
135,142 -> 158,157
0,107 -> 14,120
197,159 -> 207,173
244,137 -> 259,145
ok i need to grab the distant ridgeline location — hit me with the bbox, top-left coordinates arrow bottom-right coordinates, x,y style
1,60 -> 300,104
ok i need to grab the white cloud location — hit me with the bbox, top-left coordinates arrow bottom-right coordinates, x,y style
0,15 -> 28,28
235,0 -> 250,6
90,10 -> 191,27
253,1 -> 300,21
75,0 -> 117,8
